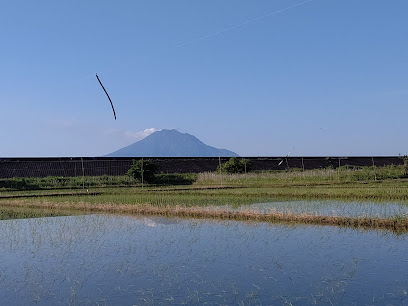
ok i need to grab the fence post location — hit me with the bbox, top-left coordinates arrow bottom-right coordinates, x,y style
372,157 -> 377,181
219,156 -> 223,187
141,157 -> 144,189
81,157 -> 85,190
337,157 -> 341,183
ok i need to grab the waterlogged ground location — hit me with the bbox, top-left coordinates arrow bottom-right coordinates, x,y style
0,215 -> 407,305
241,199 -> 408,219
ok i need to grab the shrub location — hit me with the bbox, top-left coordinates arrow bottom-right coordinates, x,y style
0,177 -> 29,190
154,173 -> 198,185
217,157 -> 251,174
126,159 -> 158,183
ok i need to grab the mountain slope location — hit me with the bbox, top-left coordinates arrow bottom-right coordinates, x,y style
105,129 -> 239,157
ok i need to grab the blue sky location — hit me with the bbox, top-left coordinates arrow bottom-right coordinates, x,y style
1,0 -> 407,157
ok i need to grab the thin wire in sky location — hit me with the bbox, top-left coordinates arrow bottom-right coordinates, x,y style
134,0 -> 314,63
175,0 -> 314,49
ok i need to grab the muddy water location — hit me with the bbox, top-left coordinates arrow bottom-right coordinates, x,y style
0,214 -> 407,305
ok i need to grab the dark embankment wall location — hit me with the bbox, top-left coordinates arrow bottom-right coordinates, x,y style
0,157 -> 403,178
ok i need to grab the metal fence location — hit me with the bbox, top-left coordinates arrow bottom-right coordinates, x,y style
0,156 -> 404,179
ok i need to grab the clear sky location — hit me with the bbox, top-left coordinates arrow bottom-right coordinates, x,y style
1,0 -> 407,157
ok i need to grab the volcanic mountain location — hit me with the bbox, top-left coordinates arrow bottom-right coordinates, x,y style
105,129 -> 239,157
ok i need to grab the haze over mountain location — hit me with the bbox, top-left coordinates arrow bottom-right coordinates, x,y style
105,129 -> 239,157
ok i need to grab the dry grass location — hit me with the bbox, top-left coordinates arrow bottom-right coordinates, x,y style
196,166 -> 408,187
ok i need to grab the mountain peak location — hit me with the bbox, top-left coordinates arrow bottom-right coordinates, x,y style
105,129 -> 239,157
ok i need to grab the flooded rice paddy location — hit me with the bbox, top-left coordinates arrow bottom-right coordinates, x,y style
0,214 -> 407,305
242,199 -> 408,219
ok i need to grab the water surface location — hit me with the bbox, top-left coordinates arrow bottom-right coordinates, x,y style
242,199 -> 408,218
0,215 -> 407,305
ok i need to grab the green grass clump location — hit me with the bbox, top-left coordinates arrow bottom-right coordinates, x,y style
0,175 -> 136,190
0,173 -> 198,191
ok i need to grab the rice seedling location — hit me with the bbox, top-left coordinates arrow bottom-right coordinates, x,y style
1,199 -> 407,231
0,205 -> 80,220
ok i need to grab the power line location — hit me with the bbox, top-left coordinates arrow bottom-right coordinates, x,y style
175,0 -> 314,49
134,0 -> 314,63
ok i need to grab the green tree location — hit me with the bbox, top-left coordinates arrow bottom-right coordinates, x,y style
217,157 -> 251,174
127,159 -> 158,183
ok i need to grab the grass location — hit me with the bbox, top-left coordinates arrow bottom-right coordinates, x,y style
1,165 -> 406,191
1,165 -> 408,229
0,173 -> 198,191
0,175 -> 137,190
197,165 -> 408,187
0,205 -> 80,220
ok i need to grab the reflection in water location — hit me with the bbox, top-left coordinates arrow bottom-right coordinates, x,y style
0,215 -> 407,305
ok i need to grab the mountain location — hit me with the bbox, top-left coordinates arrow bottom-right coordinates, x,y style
105,129 -> 239,157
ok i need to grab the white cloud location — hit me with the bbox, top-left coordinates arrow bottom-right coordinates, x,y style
124,128 -> 158,141
106,127 -> 159,142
